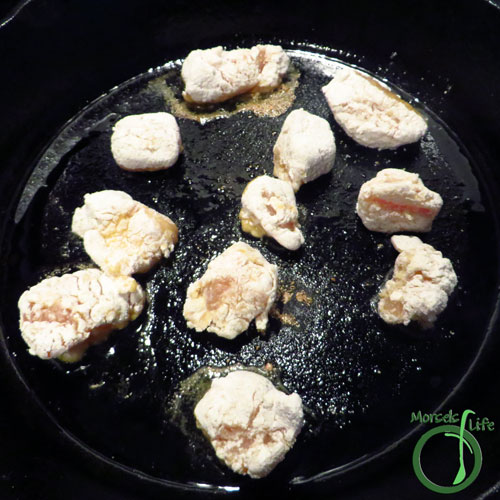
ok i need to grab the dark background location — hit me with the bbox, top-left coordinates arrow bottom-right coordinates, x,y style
1,1 -> 500,499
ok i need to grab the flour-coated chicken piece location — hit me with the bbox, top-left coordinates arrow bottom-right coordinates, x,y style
111,112 -> 182,172
181,45 -> 289,104
183,242 -> 277,339
322,67 -> 427,149
254,44 -> 290,92
273,108 -> 336,192
356,168 -> 443,233
378,236 -> 457,328
239,175 -> 304,251
72,190 -> 178,276
18,269 -> 145,361
194,370 -> 304,478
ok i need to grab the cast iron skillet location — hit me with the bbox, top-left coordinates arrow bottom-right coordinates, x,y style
1,1 -> 500,499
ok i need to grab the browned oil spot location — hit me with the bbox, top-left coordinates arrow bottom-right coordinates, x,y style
295,290 -> 313,306
151,66 -> 300,123
270,305 -> 299,326
281,291 -> 293,304
278,281 -> 296,304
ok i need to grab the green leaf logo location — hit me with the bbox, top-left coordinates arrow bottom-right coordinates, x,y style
412,410 -> 482,494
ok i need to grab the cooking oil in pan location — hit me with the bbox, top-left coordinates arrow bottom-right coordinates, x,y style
2,47 -> 498,486
149,64 -> 300,122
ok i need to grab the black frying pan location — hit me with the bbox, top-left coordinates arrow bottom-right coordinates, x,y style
1,1 -> 500,499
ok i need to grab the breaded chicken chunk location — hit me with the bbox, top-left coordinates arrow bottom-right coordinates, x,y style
254,45 -> 291,92
322,67 -> 427,149
18,269 -> 145,361
378,236 -> 457,328
239,175 -> 304,251
111,112 -> 182,172
183,242 -> 277,339
273,108 -> 336,192
194,370 -> 304,478
72,190 -> 178,276
356,168 -> 443,233
181,45 -> 289,104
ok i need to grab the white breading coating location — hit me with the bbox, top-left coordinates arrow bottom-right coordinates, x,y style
183,242 -> 277,339
378,236 -> 457,328
322,67 -> 428,149
110,112 -> 182,172
239,175 -> 304,251
254,44 -> 291,92
72,190 -> 178,276
356,168 -> 443,233
273,108 -> 336,192
18,269 -> 145,360
194,370 -> 304,478
181,45 -> 290,104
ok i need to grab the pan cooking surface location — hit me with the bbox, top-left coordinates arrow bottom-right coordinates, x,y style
2,48 -> 498,489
